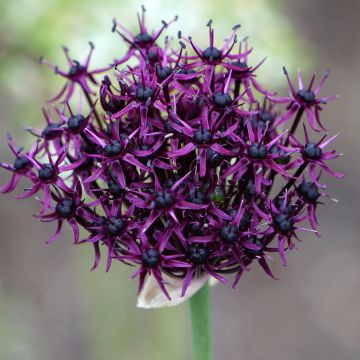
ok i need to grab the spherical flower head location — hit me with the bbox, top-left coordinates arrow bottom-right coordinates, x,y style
0,7 -> 344,307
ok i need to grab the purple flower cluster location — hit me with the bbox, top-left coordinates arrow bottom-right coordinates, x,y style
0,8 -> 344,299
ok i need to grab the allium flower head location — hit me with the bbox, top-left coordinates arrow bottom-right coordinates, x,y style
1,8 -> 344,306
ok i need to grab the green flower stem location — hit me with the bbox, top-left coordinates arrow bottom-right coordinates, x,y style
189,282 -> 212,360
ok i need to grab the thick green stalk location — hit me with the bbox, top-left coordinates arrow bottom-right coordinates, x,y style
189,283 -> 212,360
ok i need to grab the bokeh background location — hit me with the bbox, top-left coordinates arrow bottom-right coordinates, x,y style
0,0 -> 359,359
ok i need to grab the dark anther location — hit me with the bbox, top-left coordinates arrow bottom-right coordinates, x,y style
213,93 -> 232,108
297,89 -> 315,103
248,143 -> 267,160
154,190 -> 174,209
203,47 -> 222,61
219,224 -> 239,243
105,216 -> 126,236
274,214 -> 294,235
67,114 -> 86,133
14,155 -> 30,171
188,244 -> 209,265
194,128 -> 212,145
38,163 -> 55,181
187,188 -> 207,205
134,32 -> 152,45
55,198 -> 75,219
104,140 -> 123,157
136,86 -> 154,102
207,148 -> 223,168
108,180 -> 122,198
298,182 -> 320,204
179,41 -> 186,49
141,248 -> 160,268
42,123 -> 61,139
303,142 -> 322,160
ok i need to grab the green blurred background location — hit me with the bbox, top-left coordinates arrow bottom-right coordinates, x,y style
0,0 -> 359,359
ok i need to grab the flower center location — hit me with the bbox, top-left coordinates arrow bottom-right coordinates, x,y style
154,191 -> 174,209
38,163 -> 55,181
244,236 -> 263,257
42,123 -> 61,139
141,248 -> 160,268
194,128 -> 212,145
298,182 -> 320,203
273,198 -> 295,215
232,60 -> 248,70
55,198 -> 75,219
14,155 -> 30,171
157,66 -> 172,80
209,185 -> 225,204
136,86 -> 154,102
177,69 -> 197,84
147,50 -> 158,64
188,222 -> 207,236
134,32 -> 152,45
187,188 -> 207,205
248,143 -> 267,160
213,93 -> 232,108
297,89 -> 315,103
244,180 -> 257,199
67,114 -> 86,133
258,111 -> 274,123
219,224 -> 239,243
188,244 -> 208,265
238,210 -> 252,230
163,175 -> 180,190
203,46 -> 222,61
105,216 -> 126,236
104,140 -> 123,158
269,145 -> 291,165
303,142 -> 322,160
206,148 -> 222,168
274,214 -> 294,234
106,98 -> 125,114
68,61 -> 86,77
